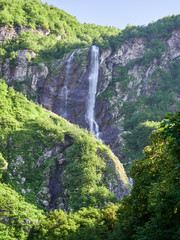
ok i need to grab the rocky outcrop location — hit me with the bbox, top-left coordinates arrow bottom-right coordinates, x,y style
1,49 -> 48,100
0,26 -> 51,44
36,135 -> 74,210
96,30 -> 180,157
110,38 -> 146,66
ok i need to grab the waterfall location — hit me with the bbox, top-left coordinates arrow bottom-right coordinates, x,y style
60,51 -> 75,119
85,46 -> 100,138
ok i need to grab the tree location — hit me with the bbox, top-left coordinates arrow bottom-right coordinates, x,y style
110,111 -> 180,240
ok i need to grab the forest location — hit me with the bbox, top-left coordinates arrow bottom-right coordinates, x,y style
0,0 -> 180,61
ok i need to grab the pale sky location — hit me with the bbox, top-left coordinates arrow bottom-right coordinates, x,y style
41,0 -> 180,29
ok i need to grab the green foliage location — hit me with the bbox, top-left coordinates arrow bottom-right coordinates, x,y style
0,80 -> 179,239
0,152 -> 7,178
0,0 -> 120,62
0,182 -> 44,239
110,14 -> 180,51
25,52 -> 32,62
110,112 -> 180,240
64,135 -> 115,211
0,48 -> 7,58
29,204 -> 120,240
161,111 -> 180,158
0,0 -> 179,67
0,79 -> 129,238
28,209 -> 77,240
27,113 -> 180,239
123,120 -> 160,158
140,41 -> 168,68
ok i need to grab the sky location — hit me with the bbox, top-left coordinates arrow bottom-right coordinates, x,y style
41,0 -> 180,30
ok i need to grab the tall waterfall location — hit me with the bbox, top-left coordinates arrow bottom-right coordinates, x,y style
60,51 -> 75,119
85,46 -> 100,138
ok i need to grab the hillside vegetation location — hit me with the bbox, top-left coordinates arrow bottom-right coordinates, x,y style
1,108 -> 179,239
0,0 -> 179,239
107,57 -> 180,170
30,112 -> 180,240
0,0 -> 180,62
0,0 -> 120,62
0,78 -> 129,211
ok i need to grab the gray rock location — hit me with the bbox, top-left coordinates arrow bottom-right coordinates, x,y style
21,189 -> 26,194
42,200 -> 49,207
21,177 -> 26,184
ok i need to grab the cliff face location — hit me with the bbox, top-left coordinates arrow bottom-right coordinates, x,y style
1,28 -> 180,167
97,30 -> 180,159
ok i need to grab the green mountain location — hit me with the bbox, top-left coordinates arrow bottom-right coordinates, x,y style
0,0 -> 179,239
0,0 -> 180,173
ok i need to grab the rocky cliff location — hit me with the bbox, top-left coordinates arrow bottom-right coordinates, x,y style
1,27 -> 180,170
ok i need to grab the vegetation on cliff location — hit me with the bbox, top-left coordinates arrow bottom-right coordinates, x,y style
0,0 -> 120,62
0,183 -> 44,239
101,23 -> 180,170
0,0 -> 180,62
114,60 -> 180,169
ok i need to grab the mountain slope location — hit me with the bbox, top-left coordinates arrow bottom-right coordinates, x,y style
0,0 -> 120,62
0,79 -> 130,211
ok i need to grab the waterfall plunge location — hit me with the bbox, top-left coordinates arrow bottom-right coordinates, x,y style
85,46 -> 100,139
60,51 -> 75,119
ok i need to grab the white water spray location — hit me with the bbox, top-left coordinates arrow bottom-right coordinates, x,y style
60,51 -> 75,119
85,46 -> 100,138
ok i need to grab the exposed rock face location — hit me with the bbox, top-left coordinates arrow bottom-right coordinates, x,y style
97,31 -> 180,158
1,29 -> 180,164
0,25 -> 63,44
36,135 -> 74,210
110,38 -> 146,66
1,49 -> 48,100
38,48 -> 91,129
